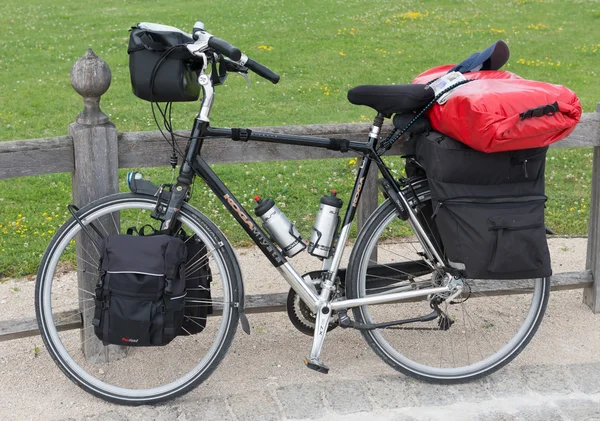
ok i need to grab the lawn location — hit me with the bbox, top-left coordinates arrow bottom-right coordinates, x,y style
0,0 -> 599,276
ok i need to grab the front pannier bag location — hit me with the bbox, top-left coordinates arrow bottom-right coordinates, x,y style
179,234 -> 213,335
93,234 -> 188,346
128,25 -> 201,102
412,131 -> 552,280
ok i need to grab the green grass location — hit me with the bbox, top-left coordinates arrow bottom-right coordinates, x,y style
0,0 -> 599,276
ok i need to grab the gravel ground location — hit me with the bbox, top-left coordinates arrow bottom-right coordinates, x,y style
0,237 -> 597,420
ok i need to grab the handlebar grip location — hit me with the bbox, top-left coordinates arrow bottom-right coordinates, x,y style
207,36 -> 242,61
245,58 -> 280,84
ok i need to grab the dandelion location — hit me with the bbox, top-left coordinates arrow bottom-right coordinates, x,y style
348,158 -> 358,165
339,51 -> 346,57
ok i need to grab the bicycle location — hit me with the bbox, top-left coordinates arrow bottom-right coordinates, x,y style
35,22 -> 550,405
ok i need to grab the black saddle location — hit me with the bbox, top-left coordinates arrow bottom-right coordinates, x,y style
347,84 -> 434,115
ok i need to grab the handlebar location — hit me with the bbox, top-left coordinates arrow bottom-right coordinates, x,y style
189,23 -> 279,84
207,36 -> 242,62
243,56 -> 280,84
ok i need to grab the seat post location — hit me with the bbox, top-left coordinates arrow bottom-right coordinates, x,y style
369,112 -> 385,144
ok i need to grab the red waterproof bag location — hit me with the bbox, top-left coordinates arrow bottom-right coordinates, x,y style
412,65 -> 582,153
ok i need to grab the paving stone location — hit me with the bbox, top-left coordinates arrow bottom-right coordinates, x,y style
364,376 -> 418,409
275,383 -> 326,420
410,380 -> 461,407
568,363 -> 600,394
474,411 -> 518,421
448,378 -> 492,403
520,365 -> 575,395
556,399 -> 600,420
229,391 -> 282,421
179,396 -> 235,421
390,414 -> 420,421
515,405 -> 565,421
487,366 -> 530,398
323,380 -> 373,415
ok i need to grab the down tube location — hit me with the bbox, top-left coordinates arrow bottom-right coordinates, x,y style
192,156 -> 287,267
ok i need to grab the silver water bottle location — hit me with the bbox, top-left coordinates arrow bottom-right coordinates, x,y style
308,190 -> 343,258
254,196 -> 306,257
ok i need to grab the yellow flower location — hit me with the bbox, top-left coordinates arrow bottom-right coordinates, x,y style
348,158 -> 358,165
339,51 -> 346,56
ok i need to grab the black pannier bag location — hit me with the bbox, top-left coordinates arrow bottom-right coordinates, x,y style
410,131 -> 552,280
128,25 -> 201,102
93,234 -> 188,346
178,234 -> 213,335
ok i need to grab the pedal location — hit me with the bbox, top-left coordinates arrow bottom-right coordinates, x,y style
304,358 -> 329,374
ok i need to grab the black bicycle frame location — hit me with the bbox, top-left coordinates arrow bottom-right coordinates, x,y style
176,118 -> 397,267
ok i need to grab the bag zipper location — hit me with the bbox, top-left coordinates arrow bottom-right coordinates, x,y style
108,288 -> 159,299
107,270 -> 164,277
432,195 -> 546,218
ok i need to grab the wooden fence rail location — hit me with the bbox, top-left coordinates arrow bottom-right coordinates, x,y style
1,49 -> 599,342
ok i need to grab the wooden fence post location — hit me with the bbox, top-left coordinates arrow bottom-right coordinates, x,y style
69,49 -> 121,360
584,103 -> 600,313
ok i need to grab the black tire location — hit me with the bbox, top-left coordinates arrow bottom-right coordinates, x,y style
346,199 -> 550,383
35,193 -> 241,404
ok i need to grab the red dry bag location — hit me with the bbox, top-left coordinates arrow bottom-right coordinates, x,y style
412,65 -> 582,153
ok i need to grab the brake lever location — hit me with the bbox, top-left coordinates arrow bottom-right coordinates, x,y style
238,71 -> 251,87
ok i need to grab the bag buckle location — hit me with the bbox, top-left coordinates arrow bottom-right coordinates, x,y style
520,101 -> 559,120
101,300 -> 110,310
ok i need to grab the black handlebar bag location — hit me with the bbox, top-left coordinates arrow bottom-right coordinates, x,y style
128,26 -> 202,102
93,234 -> 188,346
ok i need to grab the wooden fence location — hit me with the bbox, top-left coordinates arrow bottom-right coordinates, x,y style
1,49 -> 599,342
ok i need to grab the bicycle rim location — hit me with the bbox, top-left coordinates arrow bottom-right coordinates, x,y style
347,200 -> 549,382
35,194 -> 240,404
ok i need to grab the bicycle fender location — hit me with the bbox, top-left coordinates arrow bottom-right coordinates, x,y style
221,239 -> 250,335
377,179 -> 409,220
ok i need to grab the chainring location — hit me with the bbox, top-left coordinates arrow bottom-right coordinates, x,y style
286,272 -> 339,336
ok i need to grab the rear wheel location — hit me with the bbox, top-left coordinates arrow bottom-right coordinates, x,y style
347,200 -> 549,383
35,193 -> 241,404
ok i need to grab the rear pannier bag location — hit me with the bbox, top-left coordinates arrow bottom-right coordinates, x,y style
411,65 -> 582,153
93,234 -> 188,346
411,131 -> 552,280
128,25 -> 201,102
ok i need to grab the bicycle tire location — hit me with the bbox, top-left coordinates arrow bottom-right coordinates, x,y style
346,199 -> 550,383
35,193 -> 241,405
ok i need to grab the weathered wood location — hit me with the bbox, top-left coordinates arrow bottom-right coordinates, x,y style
3,271 -> 590,341
70,50 -> 122,361
0,136 -> 74,179
0,310 -> 81,342
550,112 -> 600,148
2,113 -> 599,180
584,104 -> 600,312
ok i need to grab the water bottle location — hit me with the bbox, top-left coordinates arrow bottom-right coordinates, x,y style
254,196 -> 306,257
308,190 -> 343,258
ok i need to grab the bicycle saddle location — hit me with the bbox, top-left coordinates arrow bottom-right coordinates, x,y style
347,84 -> 434,115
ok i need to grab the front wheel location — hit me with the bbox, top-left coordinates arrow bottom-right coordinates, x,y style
35,193 -> 241,404
346,199 -> 550,383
